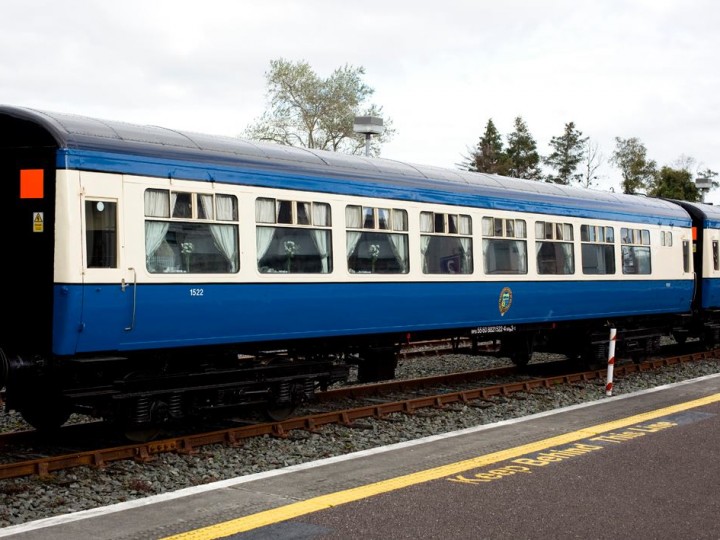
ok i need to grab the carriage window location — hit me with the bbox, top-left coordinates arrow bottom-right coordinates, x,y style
347,205 -> 408,274
85,200 -> 117,268
660,231 -> 673,247
580,225 -> 615,275
713,240 -> 719,271
256,198 -> 332,273
535,221 -> 574,275
684,240 -> 692,273
482,217 -> 527,274
144,189 -> 239,274
171,192 -> 196,218
421,212 -> 472,274
620,227 -> 651,274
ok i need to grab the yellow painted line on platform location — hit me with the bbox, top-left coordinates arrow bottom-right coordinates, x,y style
162,393 -> 720,539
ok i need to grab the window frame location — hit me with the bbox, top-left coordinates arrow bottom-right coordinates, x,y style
144,188 -> 240,274
255,197 -> 333,274
620,227 -> 652,275
85,199 -> 118,269
580,224 -> 616,275
481,216 -> 528,275
534,220 -> 575,275
420,211 -> 473,274
346,205 -> 409,274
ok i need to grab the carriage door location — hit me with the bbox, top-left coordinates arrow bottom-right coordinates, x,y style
79,172 -> 135,351
0,147 -> 56,358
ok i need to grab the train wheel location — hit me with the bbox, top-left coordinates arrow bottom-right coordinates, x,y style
264,379 -> 306,421
124,427 -> 163,442
265,404 -> 297,422
702,325 -> 720,350
19,400 -> 71,432
357,348 -> 398,383
501,335 -> 534,367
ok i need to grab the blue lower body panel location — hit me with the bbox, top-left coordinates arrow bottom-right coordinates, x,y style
52,280 -> 693,355
701,278 -> 720,309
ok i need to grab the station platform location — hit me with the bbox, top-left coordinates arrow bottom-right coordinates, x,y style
2,374 -> 719,540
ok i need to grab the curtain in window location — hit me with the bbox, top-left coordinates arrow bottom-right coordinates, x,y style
314,203 -> 330,227
347,231 -> 362,259
145,222 -> 169,260
515,241 -> 528,273
170,192 -> 178,216
256,199 -> 276,266
256,227 -> 275,267
144,190 -> 170,217
560,243 -> 574,273
595,245 -> 607,272
482,240 -> 496,273
194,195 -> 237,271
209,225 -> 239,272
346,206 -> 362,228
420,212 -> 433,233
311,229 -> 330,272
144,190 -> 170,259
216,195 -> 237,221
459,237 -> 472,273
421,236 -> 431,273
309,204 -> 331,272
198,194 -> 214,220
387,234 -> 408,272
346,207 -> 363,271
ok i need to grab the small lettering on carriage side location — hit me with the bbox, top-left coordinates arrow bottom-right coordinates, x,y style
471,325 -> 516,335
189,288 -> 204,296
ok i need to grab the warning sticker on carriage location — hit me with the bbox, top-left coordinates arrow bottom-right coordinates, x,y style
33,212 -> 44,233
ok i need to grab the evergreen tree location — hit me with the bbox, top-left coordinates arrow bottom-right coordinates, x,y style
610,137 -> 657,194
544,122 -> 588,184
506,117 -> 542,180
465,119 -> 511,175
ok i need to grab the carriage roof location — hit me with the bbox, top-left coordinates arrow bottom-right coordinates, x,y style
0,105 -> 691,226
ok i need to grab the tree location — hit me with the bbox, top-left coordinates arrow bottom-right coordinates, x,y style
610,137 -> 657,194
244,59 -> 394,156
648,166 -> 701,201
580,139 -> 604,188
506,117 -> 542,180
544,122 -> 588,185
464,119 -> 511,175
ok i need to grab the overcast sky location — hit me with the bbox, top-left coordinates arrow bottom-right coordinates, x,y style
2,1 -> 719,201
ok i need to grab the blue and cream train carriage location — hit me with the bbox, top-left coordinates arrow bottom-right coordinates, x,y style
0,105 -> 715,431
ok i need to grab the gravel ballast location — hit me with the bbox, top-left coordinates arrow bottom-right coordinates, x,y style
1,353 -> 719,528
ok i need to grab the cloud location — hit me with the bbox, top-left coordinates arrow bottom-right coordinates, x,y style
1,0 -> 718,199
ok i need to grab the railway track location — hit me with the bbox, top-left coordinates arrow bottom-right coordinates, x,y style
0,346 -> 717,482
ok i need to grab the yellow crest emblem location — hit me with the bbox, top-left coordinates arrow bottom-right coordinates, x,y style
498,287 -> 512,316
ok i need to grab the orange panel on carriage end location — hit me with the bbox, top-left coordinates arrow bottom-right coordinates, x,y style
20,169 -> 44,199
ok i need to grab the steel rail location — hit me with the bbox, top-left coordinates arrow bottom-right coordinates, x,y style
0,348 -> 717,481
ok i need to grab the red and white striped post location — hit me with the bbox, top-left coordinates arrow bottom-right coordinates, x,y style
605,328 -> 617,396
